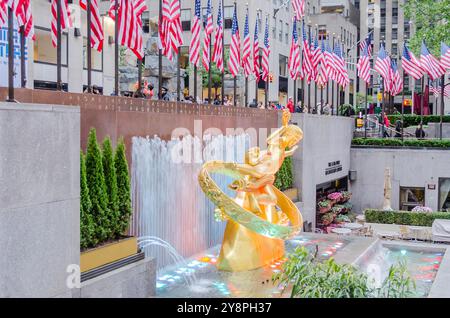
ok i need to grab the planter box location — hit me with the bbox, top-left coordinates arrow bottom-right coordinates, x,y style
283,188 -> 298,202
80,237 -> 138,273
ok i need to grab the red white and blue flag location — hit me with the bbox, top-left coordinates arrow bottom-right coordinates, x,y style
301,21 -> 313,83
51,0 -> 72,48
334,42 -> 349,88
212,0 -> 224,73
440,42 -> 450,71
228,5 -> 240,77
292,0 -> 305,20
0,1 -> 6,27
242,7 -> 252,78
253,13 -> 260,82
316,37 -> 329,87
359,32 -> 372,58
201,0 -> 213,71
261,15 -> 270,82
357,42 -> 371,84
312,35 -> 321,82
80,0 -> 104,52
189,0 -> 201,67
402,43 -> 424,80
420,41 -> 445,80
389,59 -> 403,96
374,43 -> 391,80
324,38 -> 335,81
159,0 -> 183,61
288,17 -> 300,80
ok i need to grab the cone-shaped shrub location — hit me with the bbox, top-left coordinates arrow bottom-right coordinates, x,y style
115,137 -> 132,236
102,136 -> 120,239
85,128 -> 110,242
80,151 -> 96,249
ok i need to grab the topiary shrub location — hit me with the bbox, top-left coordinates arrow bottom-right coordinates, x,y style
274,156 -> 294,191
102,136 -> 120,240
352,138 -> 450,148
80,151 -> 96,249
364,209 -> 450,227
85,128 -> 110,242
115,137 -> 132,237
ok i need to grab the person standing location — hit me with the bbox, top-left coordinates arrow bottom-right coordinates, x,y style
286,97 -> 294,113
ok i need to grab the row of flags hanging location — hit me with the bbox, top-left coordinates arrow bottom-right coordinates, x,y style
359,32 -> 450,98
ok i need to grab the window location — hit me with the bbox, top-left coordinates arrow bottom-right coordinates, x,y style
318,25 -> 327,40
272,17 -> 276,38
279,20 -> 283,41
83,38 -> 102,71
224,6 -> 233,29
400,187 -> 425,211
285,23 -> 289,44
439,178 -> 450,212
279,54 -> 287,77
181,9 -> 191,31
34,27 -> 68,66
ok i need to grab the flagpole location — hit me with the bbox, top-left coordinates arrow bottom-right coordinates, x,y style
177,50 -> 181,101
420,75 -> 425,126
314,27 -> 318,114
56,0 -> 62,91
6,5 -> 15,102
265,14 -> 269,109
221,0 -> 225,105
208,32 -> 212,104
300,23 -> 305,111
364,81 -> 368,139
20,26 -> 26,88
381,75 -> 386,138
158,0 -> 163,99
115,0 -> 119,95
87,0 -> 92,93
332,35 -> 336,116
401,69 -> 405,141
440,74 -> 445,140
307,23 -> 311,113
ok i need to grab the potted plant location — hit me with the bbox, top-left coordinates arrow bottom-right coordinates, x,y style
327,192 -> 342,205
335,214 -> 351,224
318,199 -> 332,214
332,205 -> 344,215
321,212 -> 335,226
340,191 -> 352,203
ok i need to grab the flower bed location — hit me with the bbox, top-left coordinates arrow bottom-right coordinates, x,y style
364,209 -> 450,227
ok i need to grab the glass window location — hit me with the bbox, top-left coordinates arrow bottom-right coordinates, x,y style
400,187 -> 425,211
224,6 -> 233,29
83,38 -> 102,71
181,9 -> 191,31
142,11 -> 150,33
285,23 -> 289,44
439,178 -> 450,211
279,54 -> 287,77
279,20 -> 283,41
34,27 -> 68,66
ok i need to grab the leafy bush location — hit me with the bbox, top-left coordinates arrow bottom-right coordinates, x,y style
102,137 -> 120,239
387,115 -> 450,128
274,156 -> 294,191
115,138 -> 132,237
80,151 -> 96,249
272,247 -> 416,298
85,128 -> 110,242
365,209 -> 450,227
352,138 -> 450,148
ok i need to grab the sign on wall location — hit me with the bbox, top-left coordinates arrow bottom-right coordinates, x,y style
0,23 -> 28,88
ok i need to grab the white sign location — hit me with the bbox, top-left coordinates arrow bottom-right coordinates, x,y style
0,23 -> 28,88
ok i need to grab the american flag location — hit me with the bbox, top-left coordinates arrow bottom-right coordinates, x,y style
212,0 -> 224,72
189,0 -> 201,67
357,42 -> 371,84
253,13 -> 260,82
359,32 -> 372,58
159,0 -> 183,61
1,1 -> 34,39
201,0 -> 213,71
301,21 -> 313,83
420,41 -> 445,81
389,59 -> 403,96
430,81 -> 450,98
80,0 -> 104,52
261,15 -> 270,82
402,43 -> 424,80
324,38 -> 335,81
316,37 -> 328,87
228,5 -> 240,78
242,7 -> 252,78
0,0 -> 6,27
51,0 -> 72,48
440,42 -> 450,70
312,34 -> 322,81
334,42 -> 349,88
374,43 -> 391,80
288,17 -> 300,80
292,0 -> 305,20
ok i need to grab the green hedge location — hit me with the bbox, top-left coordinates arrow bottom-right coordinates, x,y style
387,115 -> 450,128
352,138 -> 450,148
81,128 -> 132,250
365,209 -> 450,227
274,156 -> 294,191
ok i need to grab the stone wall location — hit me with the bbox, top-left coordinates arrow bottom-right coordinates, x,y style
350,147 -> 450,213
0,103 -> 80,297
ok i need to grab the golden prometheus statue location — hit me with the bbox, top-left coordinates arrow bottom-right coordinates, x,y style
198,110 -> 304,272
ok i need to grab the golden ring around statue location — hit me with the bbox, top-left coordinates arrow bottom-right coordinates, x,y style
198,160 -> 303,240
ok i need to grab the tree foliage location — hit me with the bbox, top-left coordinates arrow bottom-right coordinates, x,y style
102,137 -> 120,239
80,151 -> 96,249
85,128 -> 110,242
115,138 -> 133,237
403,0 -> 450,55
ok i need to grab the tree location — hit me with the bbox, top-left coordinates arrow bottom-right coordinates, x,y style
80,151 -> 96,249
115,137 -> 132,237
85,128 -> 110,242
403,0 -> 450,55
102,137 -> 120,240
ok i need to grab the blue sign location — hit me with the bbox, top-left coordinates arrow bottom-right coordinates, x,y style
0,25 -> 28,87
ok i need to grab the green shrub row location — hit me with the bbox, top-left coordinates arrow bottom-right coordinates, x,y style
364,209 -> 450,227
80,128 -> 132,250
352,138 -> 450,148
387,115 -> 450,128
274,156 -> 294,191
